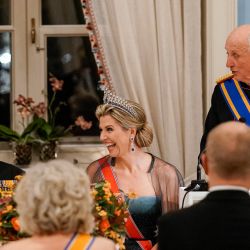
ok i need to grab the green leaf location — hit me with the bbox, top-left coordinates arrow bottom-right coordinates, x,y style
41,123 -> 53,136
0,124 -> 20,141
5,211 -> 18,220
36,122 -> 54,140
21,117 -> 45,138
2,222 -> 13,228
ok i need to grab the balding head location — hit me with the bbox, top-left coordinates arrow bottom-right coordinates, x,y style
206,122 -> 250,185
226,24 -> 250,48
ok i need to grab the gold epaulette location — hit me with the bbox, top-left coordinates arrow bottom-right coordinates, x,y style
216,73 -> 234,84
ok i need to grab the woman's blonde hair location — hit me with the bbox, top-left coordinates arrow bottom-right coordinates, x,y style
15,160 -> 94,235
96,100 -> 153,147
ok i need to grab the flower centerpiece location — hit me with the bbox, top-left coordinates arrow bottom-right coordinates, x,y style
91,181 -> 129,250
0,175 -> 28,243
0,95 -> 46,165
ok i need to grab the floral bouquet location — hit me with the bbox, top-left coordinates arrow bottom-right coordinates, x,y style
0,176 -> 28,242
91,181 -> 129,250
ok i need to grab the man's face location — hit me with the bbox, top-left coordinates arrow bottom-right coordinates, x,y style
225,36 -> 250,84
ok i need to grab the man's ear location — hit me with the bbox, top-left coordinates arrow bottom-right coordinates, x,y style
201,152 -> 209,175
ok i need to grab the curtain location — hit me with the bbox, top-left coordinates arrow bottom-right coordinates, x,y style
88,0 -> 203,179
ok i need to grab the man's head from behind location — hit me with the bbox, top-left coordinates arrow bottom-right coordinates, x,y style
203,121 -> 250,188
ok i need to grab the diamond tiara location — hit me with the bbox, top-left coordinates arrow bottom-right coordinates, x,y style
103,87 -> 137,117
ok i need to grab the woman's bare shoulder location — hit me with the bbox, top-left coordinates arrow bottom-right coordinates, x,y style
92,236 -> 117,250
0,238 -> 33,250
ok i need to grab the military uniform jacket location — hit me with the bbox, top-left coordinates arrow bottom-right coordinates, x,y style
200,80 -> 250,154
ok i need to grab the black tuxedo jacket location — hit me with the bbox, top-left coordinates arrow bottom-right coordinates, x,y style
158,190 -> 250,250
0,161 -> 25,180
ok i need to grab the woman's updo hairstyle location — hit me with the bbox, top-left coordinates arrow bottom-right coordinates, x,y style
96,100 -> 153,148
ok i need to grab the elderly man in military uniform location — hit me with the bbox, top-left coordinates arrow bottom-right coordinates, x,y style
200,24 -> 250,165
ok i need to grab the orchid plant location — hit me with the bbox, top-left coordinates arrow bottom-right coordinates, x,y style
34,75 -> 67,142
35,74 -> 93,142
0,74 -> 93,145
0,95 -> 45,144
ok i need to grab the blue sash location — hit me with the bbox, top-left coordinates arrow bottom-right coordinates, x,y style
219,78 -> 250,126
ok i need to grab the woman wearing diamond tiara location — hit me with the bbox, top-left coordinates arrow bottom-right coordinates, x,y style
87,89 -> 184,250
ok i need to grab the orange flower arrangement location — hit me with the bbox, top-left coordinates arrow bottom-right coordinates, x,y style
91,181 -> 129,250
0,176 -> 28,242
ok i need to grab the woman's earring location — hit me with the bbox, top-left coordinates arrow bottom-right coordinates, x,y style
130,137 -> 135,152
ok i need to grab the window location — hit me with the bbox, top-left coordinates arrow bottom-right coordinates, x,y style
238,0 -> 250,25
0,32 -> 11,127
0,0 -> 101,142
0,0 -> 11,127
